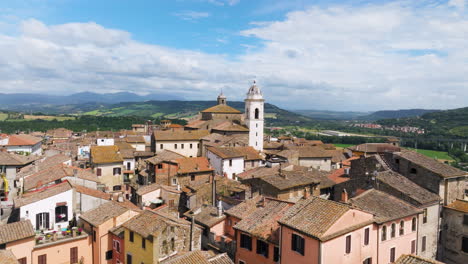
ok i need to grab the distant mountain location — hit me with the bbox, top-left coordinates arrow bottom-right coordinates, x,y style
359,109 -> 440,121
377,107 -> 468,137
293,109 -> 370,120
0,92 -> 184,111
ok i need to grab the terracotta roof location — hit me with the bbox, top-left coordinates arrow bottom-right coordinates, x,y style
0,220 -> 35,244
395,149 -> 467,178
201,104 -> 241,114
348,143 -> 400,153
212,122 -> 249,132
350,189 -> 422,223
208,253 -> 234,264
185,205 -> 225,228
202,133 -> 249,148
0,152 -> 37,166
174,157 -> 213,174
263,141 -> 283,149
136,183 -> 161,196
125,136 -> 145,144
6,134 -> 42,146
79,201 -> 130,226
395,254 -> 445,264
162,250 -> 211,264
277,146 -> 334,159
0,250 -> 18,264
225,195 -> 264,219
207,146 -> 262,160
445,199 -> 468,213
154,130 -> 210,141
145,150 -> 185,165
72,183 -> 112,200
234,197 -> 294,244
328,168 -> 350,184
123,210 -> 191,239
259,170 -> 322,191
14,181 -> 73,207
279,196 -> 351,240
91,145 -> 123,164
342,156 -> 359,167
168,124 -> 184,128
16,154 -> 71,180
46,128 -> 73,139
376,170 -> 440,207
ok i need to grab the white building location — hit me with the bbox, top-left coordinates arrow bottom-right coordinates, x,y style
245,81 -> 264,151
206,146 -> 263,180
152,130 -> 209,157
1,134 -> 43,155
14,181 -> 74,231
96,138 -> 115,146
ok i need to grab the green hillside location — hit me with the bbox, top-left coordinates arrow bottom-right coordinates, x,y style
81,100 -> 314,126
377,106 -> 468,138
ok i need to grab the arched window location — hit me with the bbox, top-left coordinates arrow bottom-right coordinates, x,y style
391,223 -> 396,238
255,108 -> 259,119
412,217 -> 417,231
381,226 -> 387,241
399,220 -> 404,235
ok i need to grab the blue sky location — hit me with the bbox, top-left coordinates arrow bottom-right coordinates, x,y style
0,0 -> 467,111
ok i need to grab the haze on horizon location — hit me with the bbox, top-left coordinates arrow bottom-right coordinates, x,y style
0,0 -> 467,112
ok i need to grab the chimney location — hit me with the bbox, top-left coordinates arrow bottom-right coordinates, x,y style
258,197 -> 266,207
341,189 -> 349,203
303,188 -> 310,199
217,200 -> 223,217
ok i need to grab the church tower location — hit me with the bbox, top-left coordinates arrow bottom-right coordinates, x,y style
217,92 -> 227,105
245,81 -> 264,151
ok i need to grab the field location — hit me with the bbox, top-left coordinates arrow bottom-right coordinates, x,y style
407,148 -> 454,161
23,115 -> 76,121
0,113 -> 7,121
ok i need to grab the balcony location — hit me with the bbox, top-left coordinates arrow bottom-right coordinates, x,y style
34,227 -> 89,248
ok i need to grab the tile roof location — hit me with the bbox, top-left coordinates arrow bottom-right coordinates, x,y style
0,151 -> 37,166
225,195 -> 264,219
208,253 -> 234,264
349,189 -> 422,223
0,220 -> 35,244
202,133 -> 249,148
234,197 -> 293,243
395,149 -> 467,178
46,128 -> 73,139
174,157 -> 213,174
145,150 -> 185,165
125,136 -> 146,143
207,146 -> 262,160
154,130 -> 210,141
395,254 -> 445,264
201,104 -> 241,114
186,205 -> 225,228
79,201 -> 130,226
136,183 -> 161,196
348,143 -> 401,153
376,170 -> 440,207
91,145 -> 123,164
162,250 -> 211,264
279,196 -> 351,240
0,250 -> 18,264
445,199 -> 468,213
212,122 -> 249,132
6,134 -> 42,146
342,156 -> 360,167
260,170 -> 322,190
122,210 -> 191,239
72,183 -> 112,200
16,154 -> 71,180
14,181 -> 73,207
277,146 -> 334,159
328,168 -> 350,184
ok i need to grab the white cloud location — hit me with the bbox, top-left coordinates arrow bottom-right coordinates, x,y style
173,11 -> 210,21
207,0 -> 240,6
1,1 -> 468,111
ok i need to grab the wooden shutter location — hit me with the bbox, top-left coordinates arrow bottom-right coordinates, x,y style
36,213 -> 40,230
345,235 -> 351,254
38,254 -> 47,264
97,168 -> 102,176
411,240 -> 416,254
364,228 -> 369,245
70,247 -> 78,263
422,236 -> 426,252
45,213 -> 50,229
18,258 -> 27,264
390,248 -> 395,262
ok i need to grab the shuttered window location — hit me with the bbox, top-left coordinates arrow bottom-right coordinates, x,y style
38,254 -> 47,264
70,247 -> 78,263
364,228 -> 369,245
240,234 -> 252,251
96,168 -> 102,176
411,240 -> 416,254
390,248 -> 396,262
292,233 -> 305,255
345,235 -> 351,254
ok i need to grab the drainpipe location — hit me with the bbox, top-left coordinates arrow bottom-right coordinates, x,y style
189,216 -> 195,251
279,225 -> 282,264
416,215 -> 420,255
318,241 -> 322,264
377,225 -> 379,264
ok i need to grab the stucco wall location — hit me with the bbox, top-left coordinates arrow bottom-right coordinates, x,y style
377,216 -> 418,264
32,235 -> 93,264
236,231 -> 278,264
155,140 -> 200,157
94,163 -> 123,190
418,203 -> 440,259
299,157 -> 332,172
6,237 -> 35,264
280,226 -> 320,264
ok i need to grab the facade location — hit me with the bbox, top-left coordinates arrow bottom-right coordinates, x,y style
244,82 -> 264,151
206,146 -> 263,180
90,145 -> 124,191
152,130 -> 209,157
1,134 -> 43,156
440,199 -> 468,264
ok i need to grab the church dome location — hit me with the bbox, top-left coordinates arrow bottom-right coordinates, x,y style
246,81 -> 263,100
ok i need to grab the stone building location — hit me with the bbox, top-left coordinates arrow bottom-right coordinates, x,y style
440,199 -> 468,264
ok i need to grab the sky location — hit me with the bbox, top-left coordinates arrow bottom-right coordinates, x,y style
0,0 -> 467,111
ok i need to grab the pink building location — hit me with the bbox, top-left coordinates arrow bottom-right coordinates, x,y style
278,196 -> 376,264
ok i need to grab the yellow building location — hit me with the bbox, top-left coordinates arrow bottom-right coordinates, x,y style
122,210 -> 202,264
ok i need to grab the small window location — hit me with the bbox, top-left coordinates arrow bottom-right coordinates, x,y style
38,254 -> 47,264
273,246 -> 279,262
190,174 -> 195,181
160,144 -> 163,149
130,231 -> 134,242
423,209 -> 428,224
240,234 -> 252,251
412,217 -> 417,231
93,230 -> 96,242
395,159 -> 400,164
422,236 -> 426,252
391,223 -> 396,238
363,258 -> 372,264
229,159 -> 233,167
400,221 -> 404,236
71,247 -> 79,264
255,108 -> 259,119
127,254 -> 133,264
142,237 -> 146,249
390,247 -> 396,262
174,144 -> 177,149
345,235 -> 351,254
411,240 -> 416,254
113,185 -> 122,191
96,168 -> 102,176
157,164 -> 163,169
364,228 -> 369,246
190,144 -> 193,149
292,233 -> 305,255
113,167 -> 121,175
462,237 -> 468,253
239,261 -> 246,264
464,215 -> 468,226
382,226 -> 387,241
410,168 -> 417,174
114,240 -> 121,253
105,250 -> 113,260
256,239 -> 269,258
251,160 -> 255,167
181,144 -> 184,149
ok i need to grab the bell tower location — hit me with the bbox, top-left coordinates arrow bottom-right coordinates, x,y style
245,81 -> 264,151
217,91 -> 227,105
